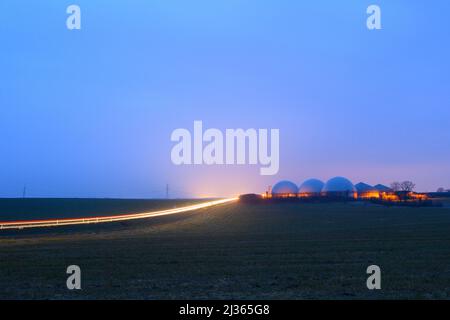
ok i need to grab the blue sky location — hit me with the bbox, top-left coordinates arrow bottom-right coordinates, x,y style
1,1 -> 449,197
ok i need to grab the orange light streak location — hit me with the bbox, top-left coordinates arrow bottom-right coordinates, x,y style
0,198 -> 238,230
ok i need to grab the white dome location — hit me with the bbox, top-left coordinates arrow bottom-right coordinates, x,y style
272,180 -> 298,195
323,177 -> 356,193
298,179 -> 324,194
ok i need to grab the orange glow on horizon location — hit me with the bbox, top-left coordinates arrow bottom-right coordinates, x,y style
358,191 -> 381,199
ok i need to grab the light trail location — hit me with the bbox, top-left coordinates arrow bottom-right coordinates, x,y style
0,197 -> 238,230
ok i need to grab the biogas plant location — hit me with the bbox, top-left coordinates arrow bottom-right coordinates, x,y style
240,176 -> 431,206
270,177 -> 358,199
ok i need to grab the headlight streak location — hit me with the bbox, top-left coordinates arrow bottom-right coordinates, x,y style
0,198 -> 238,230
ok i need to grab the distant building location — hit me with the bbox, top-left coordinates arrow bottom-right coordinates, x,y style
271,180 -> 298,198
374,184 -> 392,192
239,193 -> 263,203
267,177 -> 427,202
298,179 -> 324,197
355,182 -> 372,193
395,191 -> 428,201
322,177 -> 357,199
355,182 -> 381,199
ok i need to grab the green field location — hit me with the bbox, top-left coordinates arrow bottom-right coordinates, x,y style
1,200 -> 450,299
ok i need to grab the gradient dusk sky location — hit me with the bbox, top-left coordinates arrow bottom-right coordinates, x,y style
1,1 -> 449,198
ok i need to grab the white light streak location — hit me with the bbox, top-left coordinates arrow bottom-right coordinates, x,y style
0,198 -> 238,230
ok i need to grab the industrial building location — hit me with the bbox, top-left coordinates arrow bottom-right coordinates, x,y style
298,179 -> 324,197
321,177 -> 357,199
355,182 -> 382,199
267,177 -> 428,203
270,176 -> 357,199
270,180 -> 298,198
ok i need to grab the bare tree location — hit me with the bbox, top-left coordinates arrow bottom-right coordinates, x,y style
390,181 -> 401,191
437,187 -> 445,193
400,181 -> 415,192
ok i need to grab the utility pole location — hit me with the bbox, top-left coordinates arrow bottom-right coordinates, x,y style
166,184 -> 169,199
22,185 -> 27,198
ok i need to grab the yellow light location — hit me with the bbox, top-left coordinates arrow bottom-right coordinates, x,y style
358,191 -> 380,199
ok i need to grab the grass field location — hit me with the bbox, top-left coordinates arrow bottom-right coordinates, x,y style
1,200 -> 450,299
0,198 -> 205,221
